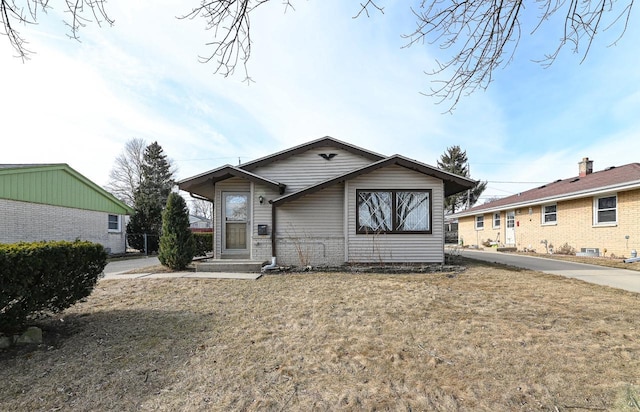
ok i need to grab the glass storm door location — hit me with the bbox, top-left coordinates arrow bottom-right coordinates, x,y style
505,210 -> 516,246
223,192 -> 249,252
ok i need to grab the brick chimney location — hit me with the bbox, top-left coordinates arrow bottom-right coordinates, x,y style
578,157 -> 593,177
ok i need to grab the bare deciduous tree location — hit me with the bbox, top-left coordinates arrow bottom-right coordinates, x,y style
3,0 -> 634,108
189,197 -> 213,221
105,137 -> 146,207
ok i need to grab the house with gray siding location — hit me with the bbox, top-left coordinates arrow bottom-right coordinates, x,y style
178,137 -> 476,267
0,164 -> 133,254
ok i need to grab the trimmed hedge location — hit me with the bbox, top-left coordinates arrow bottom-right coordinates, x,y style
193,232 -> 213,257
0,241 -> 107,332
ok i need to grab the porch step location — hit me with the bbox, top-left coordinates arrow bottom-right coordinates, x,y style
195,260 -> 264,273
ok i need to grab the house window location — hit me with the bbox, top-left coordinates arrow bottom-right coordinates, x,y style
475,215 -> 484,230
492,212 -> 500,228
594,195 -> 617,225
356,190 -> 431,234
542,204 -> 557,224
108,214 -> 120,232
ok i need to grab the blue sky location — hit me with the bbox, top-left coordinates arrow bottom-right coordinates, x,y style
1,0 -> 638,203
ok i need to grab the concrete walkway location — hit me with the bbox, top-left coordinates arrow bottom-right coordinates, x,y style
103,272 -> 262,280
102,256 -> 262,280
455,248 -> 640,293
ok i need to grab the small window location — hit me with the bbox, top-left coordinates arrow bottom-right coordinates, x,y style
542,204 -> 557,225
475,215 -> 484,230
108,214 -> 120,232
492,212 -> 500,229
594,195 -> 617,225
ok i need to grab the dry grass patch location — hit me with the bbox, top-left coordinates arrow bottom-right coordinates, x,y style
2,260 -> 640,411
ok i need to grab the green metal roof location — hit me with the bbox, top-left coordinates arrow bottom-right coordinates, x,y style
0,164 -> 134,215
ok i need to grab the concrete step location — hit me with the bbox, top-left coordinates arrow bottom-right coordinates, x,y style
195,260 -> 264,273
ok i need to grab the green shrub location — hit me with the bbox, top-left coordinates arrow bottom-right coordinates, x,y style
159,193 -> 195,270
0,241 -> 107,332
193,232 -> 213,257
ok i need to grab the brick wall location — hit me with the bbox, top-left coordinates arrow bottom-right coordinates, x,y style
457,188 -> 640,258
0,199 -> 127,254
275,236 -> 345,267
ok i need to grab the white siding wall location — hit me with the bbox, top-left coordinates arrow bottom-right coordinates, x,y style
346,165 -> 445,263
214,178 -> 250,258
0,198 -> 127,254
251,147 -> 375,194
274,184 -> 345,267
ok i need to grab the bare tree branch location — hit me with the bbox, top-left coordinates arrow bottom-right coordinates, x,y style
2,0 -> 635,110
1,1 -> 113,60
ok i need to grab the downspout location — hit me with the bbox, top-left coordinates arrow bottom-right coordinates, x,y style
261,201 -> 278,272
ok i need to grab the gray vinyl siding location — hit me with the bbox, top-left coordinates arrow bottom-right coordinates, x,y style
274,183 -> 345,266
346,165 -> 445,263
214,178 -> 250,258
252,183 -> 280,261
251,147 -> 374,194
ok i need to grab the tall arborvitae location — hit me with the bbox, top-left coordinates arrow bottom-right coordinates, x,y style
159,192 -> 196,270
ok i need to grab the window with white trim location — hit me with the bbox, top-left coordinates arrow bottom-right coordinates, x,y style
108,214 -> 120,232
542,204 -> 557,225
594,195 -> 617,225
356,190 -> 432,234
475,215 -> 484,230
492,212 -> 500,229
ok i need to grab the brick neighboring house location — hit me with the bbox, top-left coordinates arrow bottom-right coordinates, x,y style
178,136 -> 476,266
0,164 -> 133,254
453,158 -> 640,258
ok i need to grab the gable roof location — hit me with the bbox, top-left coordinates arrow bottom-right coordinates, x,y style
454,162 -> 640,218
178,164 -> 286,195
271,154 -> 477,206
238,136 -> 385,171
0,163 -> 134,215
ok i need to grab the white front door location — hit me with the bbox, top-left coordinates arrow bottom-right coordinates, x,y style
222,192 -> 250,255
505,210 -> 516,246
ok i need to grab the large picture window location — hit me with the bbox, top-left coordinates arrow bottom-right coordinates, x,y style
594,195 -> 617,225
357,190 -> 431,234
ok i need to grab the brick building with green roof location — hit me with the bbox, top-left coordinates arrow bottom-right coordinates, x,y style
0,164 -> 133,254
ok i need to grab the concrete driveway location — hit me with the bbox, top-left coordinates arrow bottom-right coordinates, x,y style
455,249 -> 640,293
104,256 -> 160,276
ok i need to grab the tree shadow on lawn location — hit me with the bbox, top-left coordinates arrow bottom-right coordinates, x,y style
0,308 -> 210,411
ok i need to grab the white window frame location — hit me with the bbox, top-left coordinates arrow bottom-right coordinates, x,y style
541,203 -> 557,225
475,215 -> 484,230
492,212 -> 500,229
108,214 -> 121,232
593,194 -> 617,226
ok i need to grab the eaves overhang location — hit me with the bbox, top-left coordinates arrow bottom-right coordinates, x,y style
270,155 -> 477,206
452,180 -> 640,218
178,164 -> 286,197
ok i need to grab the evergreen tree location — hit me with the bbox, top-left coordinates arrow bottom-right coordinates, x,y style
159,193 -> 196,270
126,142 -> 175,253
437,145 -> 487,213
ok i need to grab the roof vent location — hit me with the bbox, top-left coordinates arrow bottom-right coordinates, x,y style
319,153 -> 337,161
570,178 -> 580,183
605,166 -> 616,171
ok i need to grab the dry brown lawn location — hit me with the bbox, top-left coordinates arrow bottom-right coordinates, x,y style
2,259 -> 640,411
